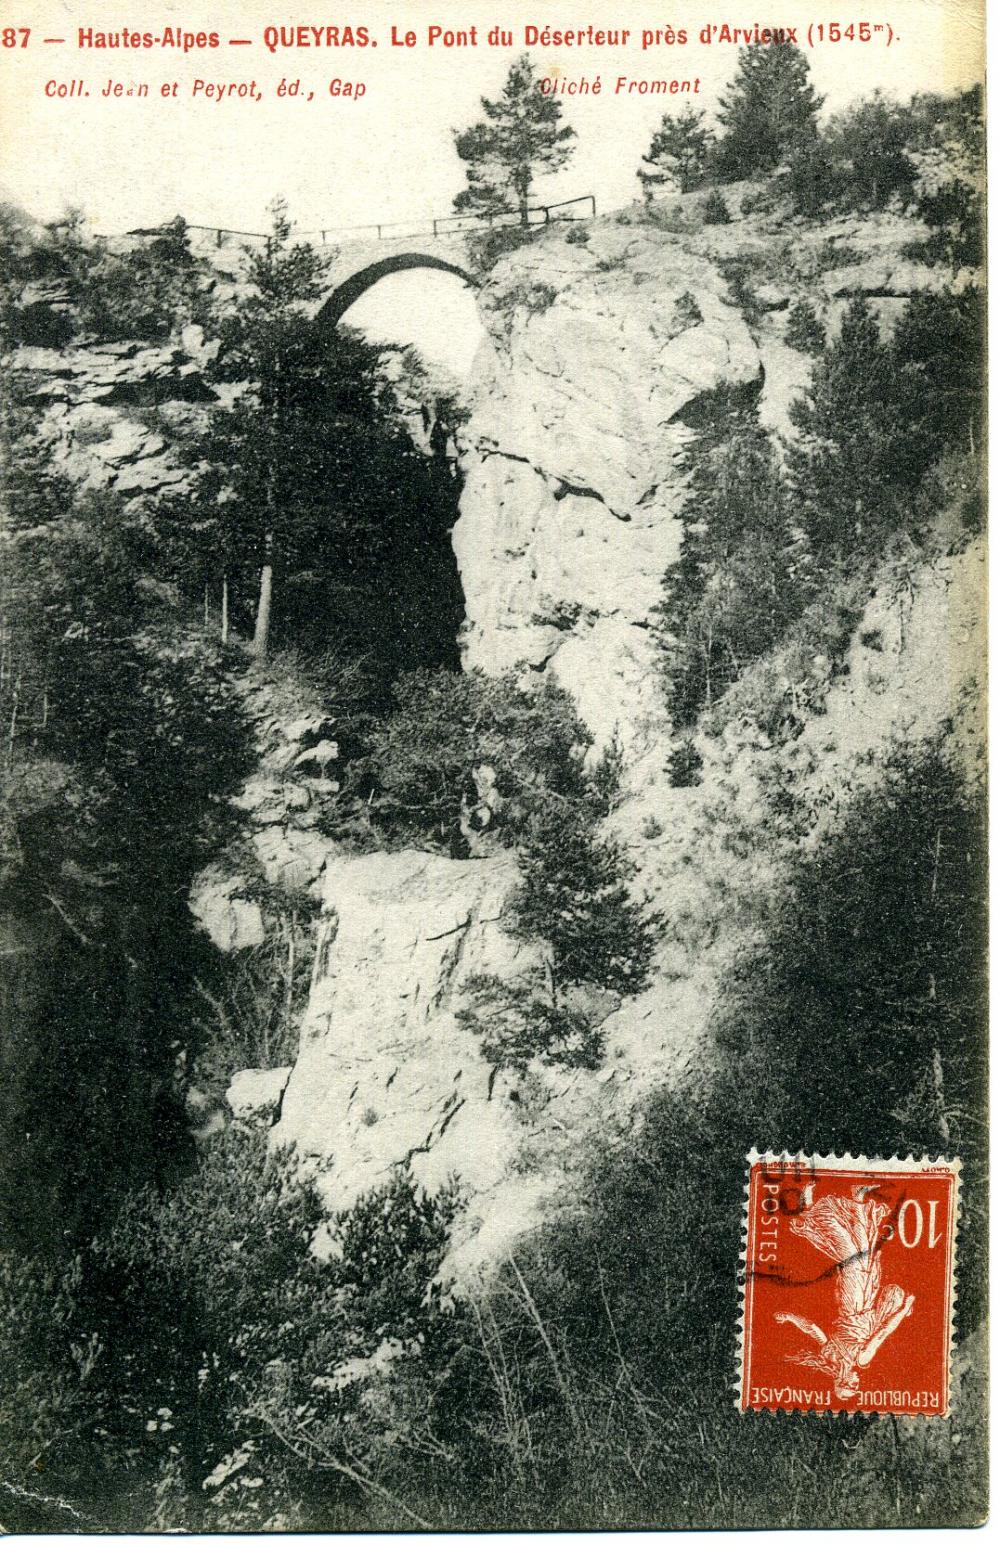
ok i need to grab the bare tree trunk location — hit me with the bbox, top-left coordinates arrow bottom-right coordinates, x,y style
7,671 -> 20,765
221,573 -> 229,645
285,911 -> 296,1046
253,367 -> 281,661
252,538 -> 273,661
203,582 -> 210,629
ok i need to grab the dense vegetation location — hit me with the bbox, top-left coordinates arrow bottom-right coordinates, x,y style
0,44 -> 986,1532
0,196 -> 469,1253
658,286 -> 983,738
1,738 -> 984,1529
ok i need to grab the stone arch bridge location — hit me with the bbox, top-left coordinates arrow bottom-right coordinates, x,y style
119,197 -> 595,324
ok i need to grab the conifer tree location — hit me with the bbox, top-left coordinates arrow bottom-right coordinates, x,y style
195,200 -> 330,659
454,55 -> 576,227
787,296 -> 907,553
638,106 -> 712,196
659,390 -> 800,724
185,202 -> 460,670
714,43 -> 822,180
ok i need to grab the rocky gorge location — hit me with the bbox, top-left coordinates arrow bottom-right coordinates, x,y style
24,184 -> 966,1286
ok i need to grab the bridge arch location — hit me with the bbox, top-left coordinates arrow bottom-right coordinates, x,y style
317,251 -> 478,326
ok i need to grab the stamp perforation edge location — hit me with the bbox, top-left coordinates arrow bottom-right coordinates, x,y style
735,1149 -> 962,1418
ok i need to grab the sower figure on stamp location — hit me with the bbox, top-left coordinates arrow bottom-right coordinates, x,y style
775,1187 -> 916,1399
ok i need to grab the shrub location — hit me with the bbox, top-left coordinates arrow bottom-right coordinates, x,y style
456,971 -> 603,1072
589,728 -> 626,815
784,298 -> 825,354
0,1129 -> 461,1530
510,806 -> 659,996
564,224 -> 589,246
787,296 -> 910,555
638,107 -> 712,196
705,564 -> 869,742
466,224 -> 539,280
0,1251 -> 99,1492
642,201 -> 693,235
701,189 -> 731,225
891,288 -> 985,465
657,409 -> 803,729
824,93 -> 919,212
784,138 -> 838,215
787,290 -> 984,558
907,179 -> 984,271
334,1171 -> 462,1346
809,238 -> 864,272
717,256 -> 763,324
502,280 -> 558,316
674,291 -> 703,327
192,906 -> 317,1098
363,669 -> 591,855
49,216 -> 207,343
667,737 -> 703,787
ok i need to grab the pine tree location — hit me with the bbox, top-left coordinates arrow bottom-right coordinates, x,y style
638,107 -> 712,197
787,296 -> 908,554
454,55 -> 576,227
187,200 -> 368,660
185,202 -> 459,669
826,92 -> 917,211
714,43 -> 822,181
658,389 -> 801,724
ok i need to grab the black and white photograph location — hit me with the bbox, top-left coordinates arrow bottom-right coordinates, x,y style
0,1 -> 987,1531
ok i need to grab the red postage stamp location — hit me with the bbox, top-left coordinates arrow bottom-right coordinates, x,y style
738,1151 -> 961,1417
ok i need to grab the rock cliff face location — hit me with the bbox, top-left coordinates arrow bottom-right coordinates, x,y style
451,195 -> 962,772
453,225 -> 761,772
14,329 -> 217,497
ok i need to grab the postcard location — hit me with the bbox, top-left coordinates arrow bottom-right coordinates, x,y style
0,0 -> 986,1530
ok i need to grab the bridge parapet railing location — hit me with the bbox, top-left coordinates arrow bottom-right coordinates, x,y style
110,195 -> 597,251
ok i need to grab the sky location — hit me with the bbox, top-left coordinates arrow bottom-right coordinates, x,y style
0,0 -> 984,372
2,0 -> 982,234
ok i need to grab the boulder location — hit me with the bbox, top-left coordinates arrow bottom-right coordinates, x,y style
251,826 -> 331,894
189,874 -> 266,952
226,1066 -> 293,1123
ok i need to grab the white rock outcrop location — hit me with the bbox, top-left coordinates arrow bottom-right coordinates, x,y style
272,849 -> 545,1239
453,228 -> 761,771
227,1066 -> 293,1123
